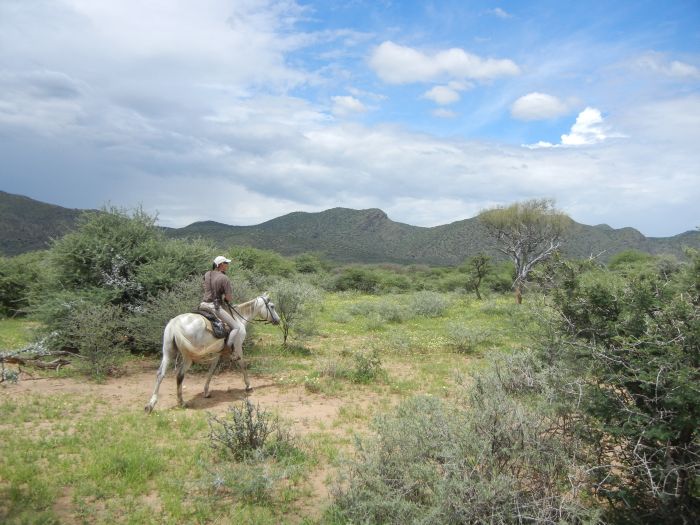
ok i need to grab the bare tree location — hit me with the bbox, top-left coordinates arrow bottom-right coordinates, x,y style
463,253 -> 491,300
479,199 -> 569,303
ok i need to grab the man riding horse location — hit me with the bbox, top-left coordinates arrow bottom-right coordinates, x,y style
199,255 -> 238,357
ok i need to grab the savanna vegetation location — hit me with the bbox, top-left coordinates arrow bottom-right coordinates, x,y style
1,206 -> 698,524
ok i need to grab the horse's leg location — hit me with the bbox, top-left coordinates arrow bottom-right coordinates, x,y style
203,356 -> 221,398
231,341 -> 252,392
224,328 -> 251,391
145,334 -> 176,414
176,357 -> 193,408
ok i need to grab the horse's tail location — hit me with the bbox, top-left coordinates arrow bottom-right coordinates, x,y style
172,328 -> 196,356
172,324 -> 223,361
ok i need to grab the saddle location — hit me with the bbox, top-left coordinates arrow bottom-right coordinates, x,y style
194,309 -> 230,339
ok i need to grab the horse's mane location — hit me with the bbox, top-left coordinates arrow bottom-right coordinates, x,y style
232,295 -> 261,319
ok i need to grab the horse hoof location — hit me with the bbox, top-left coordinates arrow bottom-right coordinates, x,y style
204,392 -> 211,399
245,386 -> 254,393
144,404 -> 153,414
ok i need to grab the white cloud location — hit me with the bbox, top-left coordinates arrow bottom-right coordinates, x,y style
561,107 -> 617,145
331,95 -> 368,116
369,41 -> 520,84
3,93 -> 698,236
524,107 -> 625,148
423,86 -> 460,105
432,108 -> 457,118
487,8 -> 512,19
633,52 -> 700,80
1,1 -> 699,238
511,92 -> 568,120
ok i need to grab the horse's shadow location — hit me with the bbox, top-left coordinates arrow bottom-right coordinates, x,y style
183,382 -> 277,410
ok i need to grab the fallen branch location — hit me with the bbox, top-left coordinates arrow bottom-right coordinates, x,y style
1,349 -> 80,371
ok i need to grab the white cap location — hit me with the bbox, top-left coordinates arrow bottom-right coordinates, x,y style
213,255 -> 231,266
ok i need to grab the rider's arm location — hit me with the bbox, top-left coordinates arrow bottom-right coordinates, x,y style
223,279 -> 233,304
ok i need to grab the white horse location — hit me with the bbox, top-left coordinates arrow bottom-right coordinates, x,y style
145,293 -> 280,414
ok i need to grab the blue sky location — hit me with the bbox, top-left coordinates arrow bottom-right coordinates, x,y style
1,0 -> 699,237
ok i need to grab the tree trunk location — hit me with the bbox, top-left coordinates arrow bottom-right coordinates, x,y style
514,285 -> 522,304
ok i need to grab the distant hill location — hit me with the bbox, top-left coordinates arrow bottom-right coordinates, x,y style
2,191 -> 698,264
0,191 -> 88,256
166,207 -> 699,265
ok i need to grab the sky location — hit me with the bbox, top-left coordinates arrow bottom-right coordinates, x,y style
1,0 -> 699,237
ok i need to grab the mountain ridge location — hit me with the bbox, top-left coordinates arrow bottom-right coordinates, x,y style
1,191 -> 698,264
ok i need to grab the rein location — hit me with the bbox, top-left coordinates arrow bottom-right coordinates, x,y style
230,296 -> 275,324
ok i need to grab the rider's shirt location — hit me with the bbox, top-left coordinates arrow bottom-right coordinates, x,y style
202,270 -> 233,304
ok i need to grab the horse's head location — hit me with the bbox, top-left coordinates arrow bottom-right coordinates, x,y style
260,292 -> 281,325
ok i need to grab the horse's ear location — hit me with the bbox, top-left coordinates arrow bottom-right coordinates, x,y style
263,291 -> 269,298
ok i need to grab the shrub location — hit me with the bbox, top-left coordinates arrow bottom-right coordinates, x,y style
546,252 -> 700,523
333,267 -> 381,293
0,252 -> 44,317
207,399 -> 303,505
445,322 -> 491,353
30,287 -> 115,346
408,290 -> 451,317
293,253 -> 330,274
270,278 -> 322,345
230,246 -> 295,277
607,248 -> 653,270
65,302 -> 128,380
484,260 -> 515,292
208,399 -> 292,461
332,379 -> 597,524
33,206 -> 213,333
351,349 -> 385,384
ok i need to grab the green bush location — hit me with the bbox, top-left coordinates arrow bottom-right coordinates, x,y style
351,349 -> 385,384
348,298 -> 410,323
546,252 -> 700,523
445,322 -> 491,353
332,267 -> 381,293
408,290 -> 451,317
30,287 -> 115,344
208,399 -> 293,461
206,399 -> 304,505
293,252 -> 330,274
0,252 -> 45,317
38,206 -> 213,312
230,246 -> 295,277
270,278 -> 321,345
607,249 -> 653,270
484,260 -> 515,293
64,302 -> 128,380
333,372 -> 597,523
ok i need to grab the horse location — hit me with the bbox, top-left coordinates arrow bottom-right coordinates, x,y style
144,293 -> 280,414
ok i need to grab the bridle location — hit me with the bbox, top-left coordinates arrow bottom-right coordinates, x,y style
230,296 -> 278,325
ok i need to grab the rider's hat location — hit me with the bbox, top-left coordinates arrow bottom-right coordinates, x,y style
213,255 -> 232,266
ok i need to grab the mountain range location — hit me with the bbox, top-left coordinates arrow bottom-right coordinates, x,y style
1,191 -> 698,265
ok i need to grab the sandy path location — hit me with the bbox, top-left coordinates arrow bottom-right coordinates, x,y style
4,360 -> 354,434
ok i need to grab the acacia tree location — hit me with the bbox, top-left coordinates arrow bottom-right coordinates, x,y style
479,199 -> 569,303
462,253 -> 491,299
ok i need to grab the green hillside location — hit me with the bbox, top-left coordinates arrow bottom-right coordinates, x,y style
2,191 -> 698,264
166,207 -> 700,264
0,191 -> 87,256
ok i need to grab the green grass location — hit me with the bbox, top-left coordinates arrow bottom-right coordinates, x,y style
0,318 -> 39,350
0,290 -> 543,524
0,395 -> 319,524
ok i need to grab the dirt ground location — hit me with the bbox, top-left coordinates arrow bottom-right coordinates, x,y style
4,360 -> 378,430
2,360 -> 381,519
